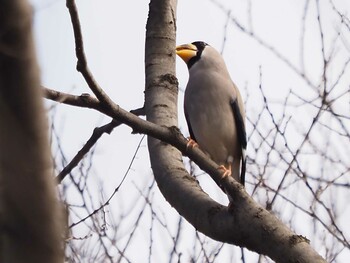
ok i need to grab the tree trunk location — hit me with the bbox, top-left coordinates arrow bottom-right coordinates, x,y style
0,1 -> 63,262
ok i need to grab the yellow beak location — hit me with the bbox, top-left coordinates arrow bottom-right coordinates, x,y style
176,43 -> 197,64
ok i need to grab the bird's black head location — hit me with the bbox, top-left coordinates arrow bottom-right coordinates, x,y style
187,41 -> 208,69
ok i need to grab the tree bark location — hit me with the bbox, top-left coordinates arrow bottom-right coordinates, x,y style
0,1 -> 63,262
144,0 -> 326,262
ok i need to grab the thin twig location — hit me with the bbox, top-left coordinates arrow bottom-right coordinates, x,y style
56,107 -> 145,183
69,135 -> 146,228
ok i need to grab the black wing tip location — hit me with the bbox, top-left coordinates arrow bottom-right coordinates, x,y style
230,98 -> 247,186
240,155 -> 246,186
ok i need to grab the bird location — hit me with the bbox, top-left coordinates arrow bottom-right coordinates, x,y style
176,41 -> 247,186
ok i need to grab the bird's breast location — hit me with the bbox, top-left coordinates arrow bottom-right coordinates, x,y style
184,73 -> 240,164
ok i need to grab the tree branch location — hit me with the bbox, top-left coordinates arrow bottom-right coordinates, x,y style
66,0 -> 119,109
43,87 -> 103,110
56,107 -> 145,183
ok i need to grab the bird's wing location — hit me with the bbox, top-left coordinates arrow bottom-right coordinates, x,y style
230,98 -> 247,185
184,104 -> 197,142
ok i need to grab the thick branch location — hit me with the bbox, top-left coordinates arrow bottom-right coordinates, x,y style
143,0 -> 326,262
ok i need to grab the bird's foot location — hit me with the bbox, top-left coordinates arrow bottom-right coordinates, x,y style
186,138 -> 198,150
217,165 -> 231,178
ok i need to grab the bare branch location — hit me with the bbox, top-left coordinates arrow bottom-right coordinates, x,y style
56,107 -> 145,183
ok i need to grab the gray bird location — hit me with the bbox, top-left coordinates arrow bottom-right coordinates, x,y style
176,41 -> 246,185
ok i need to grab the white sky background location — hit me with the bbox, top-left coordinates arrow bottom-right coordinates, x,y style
29,0 -> 350,262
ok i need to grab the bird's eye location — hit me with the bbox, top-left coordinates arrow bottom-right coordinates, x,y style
191,41 -> 208,52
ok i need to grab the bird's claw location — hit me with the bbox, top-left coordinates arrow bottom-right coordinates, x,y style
186,138 -> 198,151
218,165 -> 231,179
